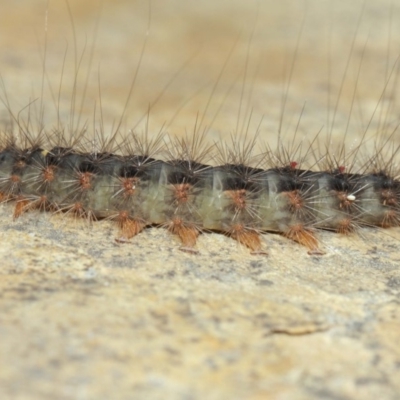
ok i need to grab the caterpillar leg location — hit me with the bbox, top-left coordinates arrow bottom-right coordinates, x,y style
167,218 -> 200,254
13,196 -> 31,219
228,224 -> 268,256
284,224 -> 325,255
114,212 -> 147,242
13,195 -> 51,219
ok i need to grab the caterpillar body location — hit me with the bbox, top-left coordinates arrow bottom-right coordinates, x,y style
1,130 -> 399,255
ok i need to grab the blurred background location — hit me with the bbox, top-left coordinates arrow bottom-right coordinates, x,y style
1,0 -> 400,152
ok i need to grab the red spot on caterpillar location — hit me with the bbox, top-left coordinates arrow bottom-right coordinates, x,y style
289,161 -> 298,170
338,166 -> 346,174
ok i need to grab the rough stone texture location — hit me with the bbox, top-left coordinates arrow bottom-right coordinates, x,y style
0,0 -> 400,399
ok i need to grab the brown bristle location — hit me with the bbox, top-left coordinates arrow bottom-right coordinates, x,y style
381,189 -> 397,207
120,177 -> 137,198
42,166 -> 56,183
10,175 -> 21,184
336,218 -> 355,235
228,224 -> 266,254
226,189 -> 247,210
67,202 -> 89,220
284,224 -> 322,254
13,197 -> 30,219
283,190 -> 304,212
168,218 -> 199,252
381,210 -> 400,228
173,183 -> 192,204
116,212 -> 146,240
36,196 -> 50,212
0,192 -> 11,202
78,172 -> 93,190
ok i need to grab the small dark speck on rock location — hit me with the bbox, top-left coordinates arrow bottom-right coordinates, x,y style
250,261 -> 263,269
257,279 -> 274,286
167,270 -> 176,278
387,276 -> 400,289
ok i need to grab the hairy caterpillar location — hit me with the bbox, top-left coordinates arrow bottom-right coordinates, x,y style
1,0 -> 400,257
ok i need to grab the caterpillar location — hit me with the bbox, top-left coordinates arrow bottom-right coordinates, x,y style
1,0 -> 400,257
2,127 -> 400,256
